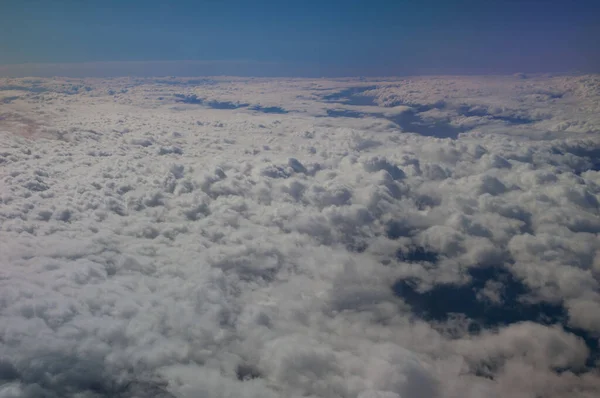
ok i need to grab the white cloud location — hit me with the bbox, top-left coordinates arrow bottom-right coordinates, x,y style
0,74 -> 599,397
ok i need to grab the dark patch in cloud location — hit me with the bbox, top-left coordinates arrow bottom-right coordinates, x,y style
206,100 -> 250,110
288,158 -> 308,174
0,354 -> 176,398
249,105 -> 288,114
322,86 -> 378,106
174,93 -> 204,104
0,85 -> 48,93
382,99 -> 447,112
325,105 -> 466,138
326,109 -> 363,118
363,157 -> 406,180
409,102 -> 447,113
395,246 -> 439,263
173,94 -> 250,109
553,142 -> 600,173
394,266 -> 563,326
0,360 -> 20,381
414,194 -> 441,211
1,96 -> 20,103
157,146 -> 183,155
393,266 -> 599,370
386,111 -> 466,139
532,89 -> 565,99
59,84 -> 88,95
457,105 -> 536,125
236,363 -> 263,381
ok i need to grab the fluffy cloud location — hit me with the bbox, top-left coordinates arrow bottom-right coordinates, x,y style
0,75 -> 599,397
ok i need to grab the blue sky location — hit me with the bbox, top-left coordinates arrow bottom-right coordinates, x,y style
1,0 -> 599,76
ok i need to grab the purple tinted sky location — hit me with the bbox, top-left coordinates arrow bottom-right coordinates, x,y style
1,0 -> 598,76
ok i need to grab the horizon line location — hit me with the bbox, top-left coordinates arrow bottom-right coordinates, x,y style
0,59 -> 593,79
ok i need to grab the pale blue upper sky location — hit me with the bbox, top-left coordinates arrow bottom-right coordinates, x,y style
1,0 -> 599,76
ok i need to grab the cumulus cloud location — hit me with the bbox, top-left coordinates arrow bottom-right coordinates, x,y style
0,75 -> 600,397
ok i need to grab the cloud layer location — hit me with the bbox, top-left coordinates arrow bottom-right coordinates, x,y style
1,75 -> 600,397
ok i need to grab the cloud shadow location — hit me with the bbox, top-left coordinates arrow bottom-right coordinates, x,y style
322,86 -> 378,106
249,105 -> 288,114
392,261 -> 599,370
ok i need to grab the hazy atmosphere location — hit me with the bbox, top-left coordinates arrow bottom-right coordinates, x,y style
1,2 -> 600,398
1,0 -> 600,76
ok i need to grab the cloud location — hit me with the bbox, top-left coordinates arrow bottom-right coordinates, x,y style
0,74 -> 599,397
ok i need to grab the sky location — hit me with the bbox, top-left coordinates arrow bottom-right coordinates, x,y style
1,0 -> 599,76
